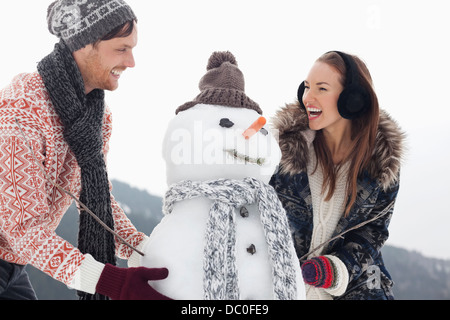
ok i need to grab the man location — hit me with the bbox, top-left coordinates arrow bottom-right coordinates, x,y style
0,0 -> 169,300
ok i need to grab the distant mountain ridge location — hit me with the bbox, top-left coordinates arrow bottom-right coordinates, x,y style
25,180 -> 450,300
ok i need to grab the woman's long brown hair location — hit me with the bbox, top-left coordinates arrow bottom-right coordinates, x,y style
312,52 -> 380,216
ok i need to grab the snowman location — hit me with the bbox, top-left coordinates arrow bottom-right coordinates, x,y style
141,52 -> 305,300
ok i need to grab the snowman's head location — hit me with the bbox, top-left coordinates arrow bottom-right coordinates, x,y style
163,104 -> 281,185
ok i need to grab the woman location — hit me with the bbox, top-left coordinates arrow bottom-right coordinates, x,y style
269,51 -> 405,299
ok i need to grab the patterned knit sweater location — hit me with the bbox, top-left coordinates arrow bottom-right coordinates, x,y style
0,72 -> 146,286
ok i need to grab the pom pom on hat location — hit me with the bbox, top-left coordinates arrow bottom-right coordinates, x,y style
207,51 -> 238,70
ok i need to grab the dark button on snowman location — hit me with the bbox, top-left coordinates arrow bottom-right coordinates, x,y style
141,52 -> 305,300
247,244 -> 257,255
240,206 -> 249,218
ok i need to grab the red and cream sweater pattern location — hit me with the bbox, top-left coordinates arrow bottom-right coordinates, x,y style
0,72 -> 145,285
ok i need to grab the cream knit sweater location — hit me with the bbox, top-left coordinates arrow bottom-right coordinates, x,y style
306,146 -> 350,300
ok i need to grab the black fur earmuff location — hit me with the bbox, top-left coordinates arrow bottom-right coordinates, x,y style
297,51 -> 370,120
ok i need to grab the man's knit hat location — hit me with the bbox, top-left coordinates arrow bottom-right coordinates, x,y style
176,51 -> 262,115
47,0 -> 137,52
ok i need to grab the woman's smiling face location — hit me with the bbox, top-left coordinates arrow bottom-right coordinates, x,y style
302,61 -> 348,132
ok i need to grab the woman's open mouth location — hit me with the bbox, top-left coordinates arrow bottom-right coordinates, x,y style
307,106 -> 322,120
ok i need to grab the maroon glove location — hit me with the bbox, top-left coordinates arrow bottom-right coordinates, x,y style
96,264 -> 172,300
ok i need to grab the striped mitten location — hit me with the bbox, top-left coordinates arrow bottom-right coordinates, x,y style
301,256 -> 336,289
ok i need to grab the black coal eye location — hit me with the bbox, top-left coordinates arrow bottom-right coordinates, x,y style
219,118 -> 234,128
260,128 -> 268,136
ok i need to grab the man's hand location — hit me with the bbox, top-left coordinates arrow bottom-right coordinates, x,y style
96,264 -> 172,300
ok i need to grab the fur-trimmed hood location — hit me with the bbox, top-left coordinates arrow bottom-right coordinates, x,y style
271,102 -> 406,190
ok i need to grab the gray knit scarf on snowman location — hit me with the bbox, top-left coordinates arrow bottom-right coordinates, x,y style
37,40 -> 115,300
163,177 -> 298,300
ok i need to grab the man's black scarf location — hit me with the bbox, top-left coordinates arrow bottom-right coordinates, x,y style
38,41 -> 116,300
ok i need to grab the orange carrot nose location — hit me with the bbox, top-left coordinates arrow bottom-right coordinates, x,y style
243,116 -> 267,140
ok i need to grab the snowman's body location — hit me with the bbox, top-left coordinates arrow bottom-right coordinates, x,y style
145,197 -> 281,300
142,103 -> 305,300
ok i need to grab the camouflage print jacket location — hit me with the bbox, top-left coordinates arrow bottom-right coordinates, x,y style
269,102 -> 405,300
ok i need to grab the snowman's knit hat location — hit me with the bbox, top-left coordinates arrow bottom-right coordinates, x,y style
176,51 -> 262,115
